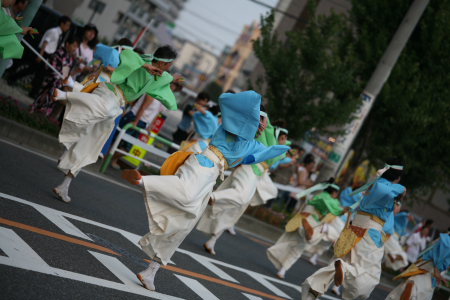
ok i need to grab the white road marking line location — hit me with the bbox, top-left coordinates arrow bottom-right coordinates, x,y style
242,293 -> 263,300
33,205 -> 93,241
0,227 -> 49,267
0,226 -> 184,300
174,275 -> 221,300
177,248 -> 301,298
0,192 -> 341,300
247,273 -> 292,299
182,251 -> 239,283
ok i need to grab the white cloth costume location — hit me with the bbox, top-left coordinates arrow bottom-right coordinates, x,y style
267,205 -> 325,272
58,77 -> 124,176
196,164 -> 260,236
305,215 -> 345,259
383,233 -> 409,270
251,168 -> 278,206
301,213 -> 385,300
139,149 -> 220,264
406,232 -> 427,263
385,260 -> 435,300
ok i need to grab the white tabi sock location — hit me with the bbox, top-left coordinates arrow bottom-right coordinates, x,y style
277,267 -> 287,278
58,175 -> 73,191
138,260 -> 161,291
309,254 -> 319,266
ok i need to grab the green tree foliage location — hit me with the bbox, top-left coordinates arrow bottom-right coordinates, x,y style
254,0 -> 450,191
203,81 -> 223,102
351,0 -> 450,190
253,2 -> 361,138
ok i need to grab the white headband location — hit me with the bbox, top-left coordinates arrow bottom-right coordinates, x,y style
275,127 -> 288,140
377,163 -> 404,176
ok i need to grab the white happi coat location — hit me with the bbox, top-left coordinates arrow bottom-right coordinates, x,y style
196,164 -> 259,235
302,213 -> 385,300
385,260 -> 435,300
250,169 -> 278,206
383,233 -> 409,271
267,205 -> 325,271
58,78 -> 123,176
139,149 -> 220,265
305,215 -> 345,257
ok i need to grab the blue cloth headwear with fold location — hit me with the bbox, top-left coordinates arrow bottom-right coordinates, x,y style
219,91 -> 261,140
193,111 -> 218,139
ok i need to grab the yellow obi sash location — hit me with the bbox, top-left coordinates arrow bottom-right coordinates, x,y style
160,145 -> 227,176
394,259 -> 431,280
80,68 -> 126,106
160,151 -> 194,175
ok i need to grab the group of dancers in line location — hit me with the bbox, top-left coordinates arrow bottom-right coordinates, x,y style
28,39 -> 447,299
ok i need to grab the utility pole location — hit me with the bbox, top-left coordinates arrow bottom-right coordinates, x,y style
317,0 -> 430,182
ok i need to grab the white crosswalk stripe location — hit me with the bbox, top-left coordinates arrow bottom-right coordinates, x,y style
0,192 -> 341,300
175,275 -> 221,300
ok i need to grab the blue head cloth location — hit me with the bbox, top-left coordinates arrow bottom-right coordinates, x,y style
93,44 -> 120,68
193,111 -> 218,139
422,234 -> 450,287
394,211 -> 410,236
219,91 -> 261,140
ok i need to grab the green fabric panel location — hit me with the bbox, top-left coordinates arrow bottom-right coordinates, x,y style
251,118 -> 286,174
256,119 -> 276,146
0,5 -> 24,59
257,119 -> 285,167
0,5 -> 23,35
308,191 -> 343,216
110,49 -> 177,110
251,164 -> 263,176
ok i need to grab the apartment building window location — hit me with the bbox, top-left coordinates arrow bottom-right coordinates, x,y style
115,12 -> 124,24
88,0 -> 106,15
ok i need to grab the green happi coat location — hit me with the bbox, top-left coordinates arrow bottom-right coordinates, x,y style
111,49 -> 177,110
0,1 -> 24,59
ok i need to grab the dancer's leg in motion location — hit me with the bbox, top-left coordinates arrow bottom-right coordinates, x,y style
53,172 -> 74,203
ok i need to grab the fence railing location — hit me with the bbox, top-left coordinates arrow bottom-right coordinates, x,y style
100,123 -> 180,173
100,123 -> 304,194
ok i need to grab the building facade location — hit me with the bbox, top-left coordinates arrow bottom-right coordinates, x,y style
172,38 -> 218,92
214,21 -> 260,92
44,0 -> 186,52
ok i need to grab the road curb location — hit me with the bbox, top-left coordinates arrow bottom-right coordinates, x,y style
0,116 -> 64,157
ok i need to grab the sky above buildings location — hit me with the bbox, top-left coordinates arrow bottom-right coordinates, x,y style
173,0 -> 278,54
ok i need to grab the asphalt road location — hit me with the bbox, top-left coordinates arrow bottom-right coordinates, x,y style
0,139 -> 390,300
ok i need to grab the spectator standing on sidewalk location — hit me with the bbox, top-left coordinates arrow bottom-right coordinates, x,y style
7,15 -> 72,98
74,24 -> 98,81
31,35 -> 79,118
297,153 -> 316,189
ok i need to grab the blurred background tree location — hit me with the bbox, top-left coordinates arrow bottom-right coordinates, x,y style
253,2 -> 361,138
253,0 -> 450,191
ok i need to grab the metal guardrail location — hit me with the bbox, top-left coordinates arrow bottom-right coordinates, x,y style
100,123 -> 180,173
100,123 -> 304,194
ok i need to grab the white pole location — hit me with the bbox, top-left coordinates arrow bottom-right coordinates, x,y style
318,0 -> 430,181
21,39 -> 64,79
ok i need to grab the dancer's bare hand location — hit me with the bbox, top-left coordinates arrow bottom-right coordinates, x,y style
22,27 -> 37,35
143,64 -> 162,76
434,267 -> 448,286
